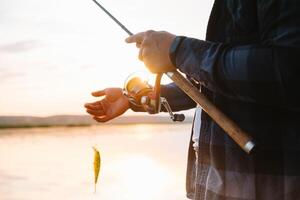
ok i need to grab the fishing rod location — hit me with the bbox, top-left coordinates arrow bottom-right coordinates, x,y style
91,0 -> 185,121
90,0 -> 256,154
91,0 -> 133,36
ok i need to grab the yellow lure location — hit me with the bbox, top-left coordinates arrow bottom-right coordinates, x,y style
93,146 -> 101,193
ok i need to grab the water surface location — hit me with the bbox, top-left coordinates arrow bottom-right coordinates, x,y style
0,124 -> 192,200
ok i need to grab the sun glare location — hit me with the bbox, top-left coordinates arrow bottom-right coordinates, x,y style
110,154 -> 172,200
0,0 -> 211,116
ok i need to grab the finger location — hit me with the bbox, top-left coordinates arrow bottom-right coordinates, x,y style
125,32 -> 145,44
85,105 -> 103,112
141,47 -> 151,63
93,116 -> 110,123
84,103 -> 95,109
138,48 -> 144,61
86,109 -> 105,116
92,90 -> 106,97
136,43 -> 141,48
84,102 -> 102,109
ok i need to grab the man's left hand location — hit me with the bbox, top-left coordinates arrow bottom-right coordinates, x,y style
126,30 -> 176,73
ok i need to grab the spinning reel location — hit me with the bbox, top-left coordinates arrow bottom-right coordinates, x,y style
124,73 -> 185,122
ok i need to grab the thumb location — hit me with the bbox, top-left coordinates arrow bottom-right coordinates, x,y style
92,89 -> 106,97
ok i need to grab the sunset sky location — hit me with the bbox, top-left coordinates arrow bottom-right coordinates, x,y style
0,0 -> 212,116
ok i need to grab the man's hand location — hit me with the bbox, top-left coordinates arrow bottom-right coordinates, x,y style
126,30 -> 176,73
84,88 -> 129,123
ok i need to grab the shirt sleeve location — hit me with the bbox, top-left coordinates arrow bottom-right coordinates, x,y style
174,38 -> 300,110
173,0 -> 300,110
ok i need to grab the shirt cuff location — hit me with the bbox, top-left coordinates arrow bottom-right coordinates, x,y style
169,36 -> 187,67
173,37 -> 209,75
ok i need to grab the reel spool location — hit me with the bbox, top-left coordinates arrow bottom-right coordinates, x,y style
124,73 -> 185,122
124,75 -> 153,104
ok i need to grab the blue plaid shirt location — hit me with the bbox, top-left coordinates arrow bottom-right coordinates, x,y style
159,0 -> 300,199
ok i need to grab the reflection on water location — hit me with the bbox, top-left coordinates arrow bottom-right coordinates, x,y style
0,124 -> 191,200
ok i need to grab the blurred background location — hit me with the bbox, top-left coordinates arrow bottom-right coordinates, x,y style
0,0 -> 212,199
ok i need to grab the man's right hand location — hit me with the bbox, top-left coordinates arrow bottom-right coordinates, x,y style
84,88 -> 129,123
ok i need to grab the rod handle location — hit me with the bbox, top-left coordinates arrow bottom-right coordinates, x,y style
166,71 -> 256,154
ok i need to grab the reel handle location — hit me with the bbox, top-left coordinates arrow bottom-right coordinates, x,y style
173,114 -> 185,122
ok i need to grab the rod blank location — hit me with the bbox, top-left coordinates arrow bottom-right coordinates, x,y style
91,0 -> 133,36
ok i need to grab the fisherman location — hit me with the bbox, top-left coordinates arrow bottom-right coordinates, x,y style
85,0 -> 300,199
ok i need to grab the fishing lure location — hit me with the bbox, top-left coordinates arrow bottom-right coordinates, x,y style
93,146 -> 101,193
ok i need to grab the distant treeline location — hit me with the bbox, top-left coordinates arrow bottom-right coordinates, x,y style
0,115 -> 192,129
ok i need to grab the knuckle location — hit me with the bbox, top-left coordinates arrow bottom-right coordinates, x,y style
146,30 -> 155,36
144,31 -> 155,40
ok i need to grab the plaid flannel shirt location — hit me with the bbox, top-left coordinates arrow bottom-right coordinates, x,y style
159,0 -> 300,199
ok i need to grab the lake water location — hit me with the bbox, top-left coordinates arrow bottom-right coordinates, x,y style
0,124 -> 192,200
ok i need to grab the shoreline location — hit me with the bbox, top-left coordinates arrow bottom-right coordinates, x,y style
0,115 -> 193,129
